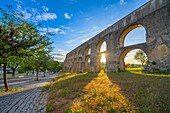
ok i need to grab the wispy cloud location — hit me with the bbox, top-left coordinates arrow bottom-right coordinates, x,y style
65,27 -> 103,47
42,6 -> 49,12
17,4 -> 32,20
36,13 -> 57,21
120,0 -> 127,5
52,49 -> 67,62
64,13 -> 72,19
16,3 -> 57,21
38,27 -> 65,35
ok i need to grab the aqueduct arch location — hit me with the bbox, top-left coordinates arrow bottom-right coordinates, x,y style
119,48 -> 147,70
85,46 -> 91,55
119,24 -> 145,47
85,56 -> 90,72
97,40 -> 107,53
64,0 -> 170,73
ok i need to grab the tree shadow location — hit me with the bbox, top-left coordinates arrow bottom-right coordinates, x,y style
46,72 -> 98,113
0,74 -> 57,90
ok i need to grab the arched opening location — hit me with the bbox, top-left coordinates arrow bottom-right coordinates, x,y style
119,24 -> 146,47
95,53 -> 106,72
74,51 -> 77,58
96,40 -> 107,72
119,48 -> 148,71
78,49 -> 82,57
85,46 -> 91,55
85,56 -> 90,72
97,40 -> 107,53
100,54 -> 106,71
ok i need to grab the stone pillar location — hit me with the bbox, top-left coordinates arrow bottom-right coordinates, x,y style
90,44 -> 97,72
145,2 -> 170,71
81,62 -> 85,72
81,49 -> 86,72
72,61 -> 74,72
105,34 -> 119,72
75,51 -> 78,73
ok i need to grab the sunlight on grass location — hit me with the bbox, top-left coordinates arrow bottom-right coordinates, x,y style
126,67 -> 170,77
67,72 -> 134,113
46,71 -> 170,113
46,72 -> 99,113
126,67 -> 144,71
0,87 -> 21,95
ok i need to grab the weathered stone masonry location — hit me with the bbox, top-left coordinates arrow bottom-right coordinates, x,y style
63,0 -> 170,72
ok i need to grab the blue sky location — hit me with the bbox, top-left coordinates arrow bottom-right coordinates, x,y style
0,0 -> 149,62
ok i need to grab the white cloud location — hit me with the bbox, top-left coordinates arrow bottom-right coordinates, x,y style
36,13 -> 57,21
42,6 -> 49,12
17,5 -> 32,19
64,13 -> 72,19
52,49 -> 67,62
65,28 -> 102,47
93,26 -> 100,29
38,27 -> 65,34
16,4 -> 57,21
31,8 -> 39,15
120,0 -> 127,5
125,50 -> 141,64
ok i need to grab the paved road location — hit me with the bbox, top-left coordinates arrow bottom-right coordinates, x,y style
0,73 -> 57,113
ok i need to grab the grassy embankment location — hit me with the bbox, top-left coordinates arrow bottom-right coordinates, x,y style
45,69 -> 170,113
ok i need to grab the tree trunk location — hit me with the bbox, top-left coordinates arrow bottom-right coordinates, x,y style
26,71 -> 29,76
43,71 -> 46,77
9,65 -> 18,77
36,70 -> 39,81
12,68 -> 15,77
32,70 -> 34,75
3,63 -> 8,91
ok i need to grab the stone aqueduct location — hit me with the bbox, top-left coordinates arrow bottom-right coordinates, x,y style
63,0 -> 170,73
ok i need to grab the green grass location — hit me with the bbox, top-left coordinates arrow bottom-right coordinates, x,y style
107,71 -> 170,113
0,87 -> 21,95
46,71 -> 170,113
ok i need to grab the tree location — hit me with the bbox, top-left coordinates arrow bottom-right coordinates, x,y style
134,50 -> 147,66
40,54 -> 53,77
47,60 -> 62,74
0,6 -> 52,91
7,56 -> 22,76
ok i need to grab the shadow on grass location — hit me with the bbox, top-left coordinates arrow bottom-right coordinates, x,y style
46,72 -> 98,113
107,70 -> 170,113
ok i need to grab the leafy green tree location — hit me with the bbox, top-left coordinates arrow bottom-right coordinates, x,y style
18,56 -> 34,76
7,56 -> 22,76
39,55 -> 53,77
134,50 -> 147,66
0,6 -> 52,90
47,60 -> 62,74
